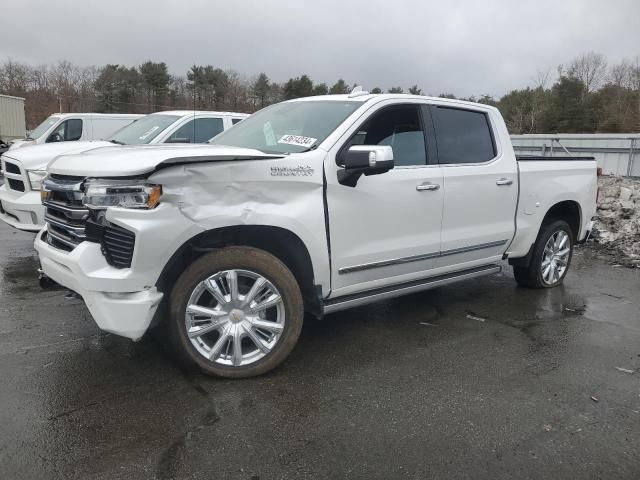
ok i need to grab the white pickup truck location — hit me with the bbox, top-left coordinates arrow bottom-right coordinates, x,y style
0,110 -> 248,231
35,92 -> 597,378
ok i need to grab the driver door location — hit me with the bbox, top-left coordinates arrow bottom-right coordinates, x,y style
325,102 -> 444,296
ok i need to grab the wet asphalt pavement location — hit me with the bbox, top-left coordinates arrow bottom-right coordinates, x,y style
0,221 -> 639,480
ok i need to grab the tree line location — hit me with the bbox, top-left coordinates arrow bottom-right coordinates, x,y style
0,52 -> 638,134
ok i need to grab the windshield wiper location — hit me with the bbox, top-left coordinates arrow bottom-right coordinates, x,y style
109,139 -> 124,145
300,144 -> 318,153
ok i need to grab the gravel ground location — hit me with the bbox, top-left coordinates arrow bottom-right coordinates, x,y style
594,176 -> 640,267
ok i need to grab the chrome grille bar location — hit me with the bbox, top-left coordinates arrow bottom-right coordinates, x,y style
43,176 -> 88,252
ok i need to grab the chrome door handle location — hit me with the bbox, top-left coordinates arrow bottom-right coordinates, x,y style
496,178 -> 513,186
416,182 -> 440,191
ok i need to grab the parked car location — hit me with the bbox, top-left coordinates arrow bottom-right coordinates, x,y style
0,110 -> 249,231
35,93 -> 597,378
7,113 -> 142,151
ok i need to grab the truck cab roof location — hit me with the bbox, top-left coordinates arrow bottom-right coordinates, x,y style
150,110 -> 249,118
285,93 -> 500,113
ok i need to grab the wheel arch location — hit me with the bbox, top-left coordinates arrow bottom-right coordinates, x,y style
543,200 -> 582,239
153,225 -> 322,327
509,199 -> 581,268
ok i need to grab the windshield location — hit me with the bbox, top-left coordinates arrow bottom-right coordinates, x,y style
109,114 -> 180,145
29,116 -> 60,140
209,100 -> 361,154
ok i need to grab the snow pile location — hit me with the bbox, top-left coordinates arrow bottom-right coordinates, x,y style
593,176 -> 640,266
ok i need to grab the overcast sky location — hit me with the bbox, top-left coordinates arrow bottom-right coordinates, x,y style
2,0 -> 639,98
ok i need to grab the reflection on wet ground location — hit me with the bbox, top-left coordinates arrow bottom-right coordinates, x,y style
0,223 -> 639,479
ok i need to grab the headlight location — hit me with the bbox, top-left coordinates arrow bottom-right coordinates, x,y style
83,179 -> 161,209
27,170 -> 48,190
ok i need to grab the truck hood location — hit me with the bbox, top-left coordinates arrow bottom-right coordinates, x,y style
8,139 -> 37,151
3,141 -> 112,170
48,144 -> 284,177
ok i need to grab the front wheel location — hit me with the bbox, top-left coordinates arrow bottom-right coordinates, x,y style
168,246 -> 304,378
513,219 -> 574,289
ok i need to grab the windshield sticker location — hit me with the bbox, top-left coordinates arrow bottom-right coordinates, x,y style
139,126 -> 160,140
278,135 -> 317,148
263,122 -> 277,146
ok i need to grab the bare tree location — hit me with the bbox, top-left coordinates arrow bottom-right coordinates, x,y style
567,51 -> 607,92
533,68 -> 551,90
0,59 -> 30,95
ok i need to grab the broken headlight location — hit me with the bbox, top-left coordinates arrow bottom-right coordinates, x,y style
83,179 -> 161,209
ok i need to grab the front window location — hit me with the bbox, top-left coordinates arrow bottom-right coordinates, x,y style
28,116 -> 60,140
209,101 -> 362,154
109,114 -> 180,145
46,119 -> 83,142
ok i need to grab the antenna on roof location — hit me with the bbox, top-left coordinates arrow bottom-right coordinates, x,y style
348,85 -> 369,98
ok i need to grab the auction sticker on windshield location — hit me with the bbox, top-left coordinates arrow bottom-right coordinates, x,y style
278,135 -> 317,148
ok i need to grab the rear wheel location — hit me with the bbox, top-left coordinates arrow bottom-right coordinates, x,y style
168,246 -> 303,378
513,219 -> 574,289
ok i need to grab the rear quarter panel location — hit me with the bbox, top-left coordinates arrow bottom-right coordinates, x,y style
507,160 -> 597,257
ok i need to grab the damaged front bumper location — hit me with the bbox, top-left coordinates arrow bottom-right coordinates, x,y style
35,228 -> 163,340
35,201 -> 203,340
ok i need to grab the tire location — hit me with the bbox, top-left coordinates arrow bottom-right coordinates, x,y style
168,246 -> 304,378
513,219 -> 574,289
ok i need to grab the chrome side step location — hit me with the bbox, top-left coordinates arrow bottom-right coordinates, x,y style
323,264 -> 501,314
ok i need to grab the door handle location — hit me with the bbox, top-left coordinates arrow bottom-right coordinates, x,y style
416,182 -> 440,191
496,178 -> 513,186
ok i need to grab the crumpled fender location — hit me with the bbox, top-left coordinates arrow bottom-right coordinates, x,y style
148,151 -> 331,295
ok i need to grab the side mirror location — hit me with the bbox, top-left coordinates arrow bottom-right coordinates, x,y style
338,145 -> 394,187
47,133 -> 63,143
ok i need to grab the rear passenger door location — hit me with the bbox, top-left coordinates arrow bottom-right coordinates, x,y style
429,105 -> 517,269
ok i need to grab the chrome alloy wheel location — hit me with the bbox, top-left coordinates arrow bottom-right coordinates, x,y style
541,230 -> 571,285
185,269 -> 285,367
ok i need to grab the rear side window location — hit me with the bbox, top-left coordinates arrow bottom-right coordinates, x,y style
195,118 -> 224,142
431,107 -> 495,164
232,118 -> 244,125
168,118 -> 224,143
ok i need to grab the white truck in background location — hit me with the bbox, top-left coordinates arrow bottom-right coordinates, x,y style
35,93 -> 597,378
6,113 -> 142,151
0,110 -> 248,231
0,94 -> 26,147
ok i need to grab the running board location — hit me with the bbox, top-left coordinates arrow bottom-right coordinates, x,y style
323,264 -> 501,314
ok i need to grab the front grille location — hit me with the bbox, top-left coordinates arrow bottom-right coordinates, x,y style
4,162 -> 20,174
43,176 -> 136,268
2,159 -> 27,192
44,201 -> 89,251
7,178 -> 25,192
42,175 -> 89,252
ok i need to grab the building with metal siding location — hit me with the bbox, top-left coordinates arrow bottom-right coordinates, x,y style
511,134 -> 640,177
0,94 -> 26,142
